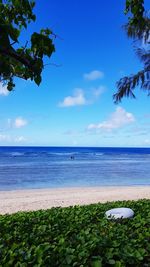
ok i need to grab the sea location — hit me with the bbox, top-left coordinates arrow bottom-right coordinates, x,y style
0,146 -> 150,190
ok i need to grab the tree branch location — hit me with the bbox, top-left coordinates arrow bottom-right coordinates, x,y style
0,47 -> 33,71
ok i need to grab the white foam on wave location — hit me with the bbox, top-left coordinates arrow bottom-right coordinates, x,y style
9,152 -> 24,156
48,152 -> 78,156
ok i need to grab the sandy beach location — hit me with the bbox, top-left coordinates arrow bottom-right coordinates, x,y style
0,186 -> 149,214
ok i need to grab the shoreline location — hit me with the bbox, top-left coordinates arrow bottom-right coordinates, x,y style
0,186 -> 150,214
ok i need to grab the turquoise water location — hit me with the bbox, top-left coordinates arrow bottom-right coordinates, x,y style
0,146 -> 150,190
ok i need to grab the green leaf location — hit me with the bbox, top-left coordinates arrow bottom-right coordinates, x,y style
109,259 -> 116,265
91,257 -> 102,267
34,75 -> 41,86
9,26 -> 20,41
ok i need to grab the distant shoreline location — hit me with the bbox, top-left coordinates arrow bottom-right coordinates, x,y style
0,186 -> 150,214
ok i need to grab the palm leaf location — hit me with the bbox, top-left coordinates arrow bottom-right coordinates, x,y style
113,69 -> 150,103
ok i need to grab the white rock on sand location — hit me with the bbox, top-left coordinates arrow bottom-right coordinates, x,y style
0,186 -> 150,214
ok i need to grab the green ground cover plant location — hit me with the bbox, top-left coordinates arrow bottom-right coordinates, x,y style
0,199 -> 150,266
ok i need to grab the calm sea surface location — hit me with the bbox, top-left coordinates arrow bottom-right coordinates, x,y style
0,146 -> 150,190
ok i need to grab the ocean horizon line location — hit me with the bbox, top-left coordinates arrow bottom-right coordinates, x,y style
0,145 -> 150,149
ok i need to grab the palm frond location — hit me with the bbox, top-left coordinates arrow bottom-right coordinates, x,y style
113,69 -> 150,103
135,48 -> 150,67
124,17 -> 150,43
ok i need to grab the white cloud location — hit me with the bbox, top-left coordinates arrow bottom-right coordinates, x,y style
14,117 -> 28,128
0,134 -> 26,143
92,86 -> 106,98
0,83 -> 9,96
0,134 -> 11,142
87,107 -> 135,132
58,86 -> 105,108
14,136 -> 26,142
59,89 -> 86,107
84,70 -> 104,81
7,117 -> 28,129
143,139 -> 150,145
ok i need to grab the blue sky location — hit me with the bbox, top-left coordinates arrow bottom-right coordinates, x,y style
0,0 -> 150,147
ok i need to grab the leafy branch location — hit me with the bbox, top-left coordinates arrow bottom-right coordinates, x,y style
0,0 -> 55,90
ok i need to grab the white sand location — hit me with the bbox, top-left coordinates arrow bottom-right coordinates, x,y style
0,186 -> 150,214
